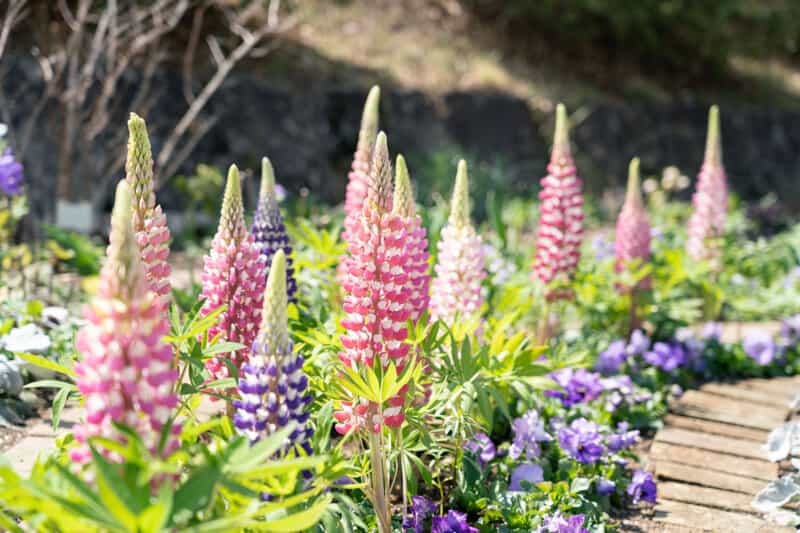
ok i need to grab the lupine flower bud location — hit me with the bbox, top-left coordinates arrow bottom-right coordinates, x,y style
533,104 -> 584,300
334,132 -> 411,434
233,250 -> 312,454
343,86 -> 381,242
125,114 -> 171,299
686,106 -> 727,263
430,160 -> 486,324
614,158 -> 651,288
252,157 -> 297,303
71,180 -> 180,465
392,155 -> 430,322
199,165 -> 266,380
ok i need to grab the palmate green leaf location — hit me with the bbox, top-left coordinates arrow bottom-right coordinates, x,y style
137,486 -> 173,532
0,509 -> 24,533
224,427 -> 294,475
90,448 -> 139,529
171,464 -> 221,522
244,455 -> 326,479
250,495 -> 332,532
15,352 -> 75,378
338,366 -> 378,402
51,386 -> 72,431
203,342 -> 246,357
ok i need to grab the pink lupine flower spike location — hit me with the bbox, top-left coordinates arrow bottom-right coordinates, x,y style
71,180 -> 180,466
533,103 -> 584,300
199,165 -> 266,381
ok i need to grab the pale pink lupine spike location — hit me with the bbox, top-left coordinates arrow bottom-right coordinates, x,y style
125,113 -> 172,299
343,85 -> 381,239
393,154 -> 430,322
335,132 -> 413,434
532,103 -> 584,300
199,165 -> 266,381
614,158 -> 651,288
429,160 -> 486,325
71,180 -> 180,468
686,105 -> 728,263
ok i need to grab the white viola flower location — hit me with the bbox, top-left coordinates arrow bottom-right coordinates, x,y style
763,422 -> 800,462
765,509 -> 800,527
752,475 -> 800,512
1,324 -> 51,353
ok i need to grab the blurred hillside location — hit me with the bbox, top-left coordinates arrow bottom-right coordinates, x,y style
6,0 -> 800,229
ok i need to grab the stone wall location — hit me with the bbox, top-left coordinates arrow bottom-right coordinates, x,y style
7,66 -> 800,229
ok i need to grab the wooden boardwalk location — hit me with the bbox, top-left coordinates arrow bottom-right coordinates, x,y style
631,375 -> 800,533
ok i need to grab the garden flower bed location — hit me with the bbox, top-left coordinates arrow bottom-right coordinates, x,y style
1,90 -> 800,532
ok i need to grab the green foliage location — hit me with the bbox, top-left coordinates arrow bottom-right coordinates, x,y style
42,224 -> 103,276
464,0 -> 800,75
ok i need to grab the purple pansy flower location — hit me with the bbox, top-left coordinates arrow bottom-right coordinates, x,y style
607,421 -> 640,452
557,418 -> 605,464
701,321 -> 723,342
431,510 -> 478,533
591,234 -> 615,261
596,478 -> 616,496
644,342 -> 686,371
596,339 -> 627,374
537,512 -> 590,533
0,147 -> 23,196
465,432 -> 496,466
627,329 -> 650,355
546,368 -> 603,407
403,496 -> 435,533
509,409 -> 552,460
627,469 -> 657,504
508,463 -> 543,492
743,331 -> 778,366
601,375 -> 651,412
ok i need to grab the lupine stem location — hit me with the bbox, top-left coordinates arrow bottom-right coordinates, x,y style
369,430 -> 392,533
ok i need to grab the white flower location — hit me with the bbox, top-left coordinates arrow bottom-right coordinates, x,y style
763,422 -> 800,462
752,476 -> 800,512
765,509 -> 800,527
1,324 -> 51,353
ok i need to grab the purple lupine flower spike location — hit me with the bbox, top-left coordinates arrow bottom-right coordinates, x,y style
252,157 -> 297,303
233,250 -> 312,455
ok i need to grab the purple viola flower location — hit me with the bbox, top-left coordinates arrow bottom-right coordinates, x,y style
644,342 -> 685,372
627,469 -> 657,504
596,478 -> 616,496
510,409 -> 552,460
403,495 -> 435,533
596,339 -> 627,374
743,331 -> 778,366
431,510 -> 478,533
601,375 -> 650,412
537,512 -> 590,533
607,421 -> 640,452
465,432 -> 496,466
508,463 -> 544,492
780,315 -> 800,347
545,368 -> 603,407
676,327 -> 705,371
557,418 -> 605,464
591,234 -> 615,261
701,321 -> 723,342
627,329 -> 650,355
0,147 -> 23,196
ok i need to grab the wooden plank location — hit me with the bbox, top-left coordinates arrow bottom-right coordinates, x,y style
700,382 -> 793,409
654,499 -> 793,532
656,461 -> 765,495
619,518 -> 706,533
649,442 -> 776,481
671,403 -> 781,431
655,427 -> 768,460
678,390 -> 787,422
663,414 -> 768,442
659,481 -> 755,513
740,378 -> 800,398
